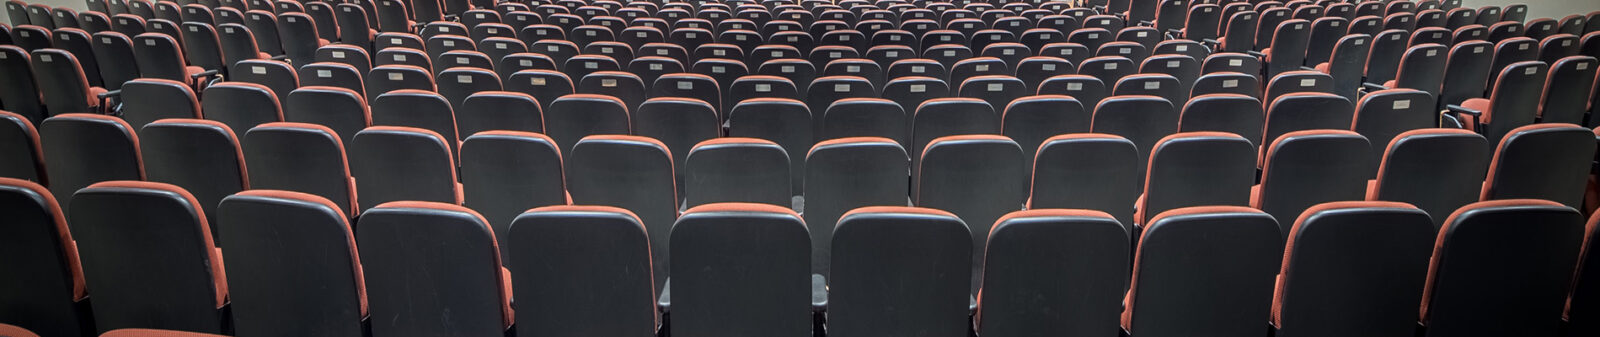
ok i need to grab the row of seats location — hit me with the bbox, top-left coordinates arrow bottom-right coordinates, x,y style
4,177 -> 1600,336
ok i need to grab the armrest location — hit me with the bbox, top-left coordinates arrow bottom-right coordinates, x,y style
1446,104 -> 1480,117
96,89 -> 122,100
189,68 -> 220,79
1299,66 -> 1316,71
1203,38 -> 1221,45
268,54 -> 290,61
1361,82 -> 1390,92
1138,20 -> 1154,26
1247,50 -> 1266,58
812,274 -> 827,313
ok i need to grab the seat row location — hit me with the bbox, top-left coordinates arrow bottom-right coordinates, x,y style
3,175 -> 1598,337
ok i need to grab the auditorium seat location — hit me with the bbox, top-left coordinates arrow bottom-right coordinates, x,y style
1570,212 -> 1600,337
1029,134 -> 1139,231
910,97 -> 998,176
545,93 -> 630,157
370,89 -> 460,149
241,122 -> 357,215
1136,132 -> 1255,226
30,48 -> 105,116
684,137 -> 791,208
216,190 -> 365,336
507,205 -> 658,337
1091,95 -> 1177,189
1418,200 -> 1583,337
283,86 -> 369,144
1537,56 -> 1597,125
976,209 -> 1129,337
669,203 -> 811,337
0,111 -> 43,184
349,126 -> 461,210
503,69 -> 572,110
0,45 -> 43,123
230,59 -> 298,105
456,91 -> 541,137
829,206 -> 970,337
1262,93 -> 1353,151
633,97 -> 718,189
914,135 -> 1025,293
199,82 -> 282,137
119,78 -> 201,131
1121,206 -> 1281,337
1177,93 -> 1263,147
70,181 -> 227,334
1480,123 -> 1596,209
567,135 -> 676,292
1252,130 -> 1372,236
436,67 -> 502,112
1271,201 -> 1436,337
727,97 -> 813,193
364,64 -> 434,99
356,201 -> 512,337
0,178 -> 86,337
39,113 -> 144,208
1438,40 -> 1493,109
1352,89 -> 1437,175
139,119 -> 247,244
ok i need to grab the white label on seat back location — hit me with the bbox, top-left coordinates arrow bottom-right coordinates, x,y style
394,54 -> 406,61
889,35 -> 900,41
520,60 -> 533,67
989,83 -> 1004,91
1393,99 -> 1410,109
714,50 -> 726,56
457,57 -> 469,64
649,63 -> 663,70
1144,81 -> 1159,90
531,77 -> 547,85
602,78 -> 617,87
1426,50 -> 1437,57
1168,61 -> 1181,68
1564,40 -> 1573,47
443,40 -> 455,47
1003,49 -> 1015,55
710,66 -> 725,73
254,66 -> 267,74
144,39 -> 156,46
1519,44 -> 1529,50
847,65 -> 860,72
1042,64 -> 1056,71
1104,63 -> 1117,70
886,51 -> 899,57
388,72 -> 403,80
1525,67 -> 1537,75
1474,46 -> 1484,53
1301,78 -> 1316,87
1579,63 -> 1590,70
910,84 -> 926,92
782,65 -> 795,73
1176,45 -> 1188,52
976,64 -> 990,71
1230,59 -> 1243,66
318,70 -> 332,78
835,83 -> 851,92
756,84 -> 772,92
911,65 -> 925,73
685,33 -> 696,38
840,35 -> 851,41
1067,82 -> 1083,91
458,75 -> 473,83
678,81 -> 693,89
1223,79 -> 1239,88
38,54 -> 51,62
585,62 -> 598,69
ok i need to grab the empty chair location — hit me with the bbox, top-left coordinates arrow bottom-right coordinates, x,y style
139,119 -> 247,244
1002,95 -> 1089,172
803,137 -> 908,277
1252,130 -> 1373,236
910,98 -> 1000,172
1437,41 -> 1494,109
1417,200 -> 1584,337
1265,19 -> 1312,77
915,135 -> 1026,293
1265,71 -> 1336,107
356,202 -> 512,337
1091,95 -> 1178,187
1029,134 -> 1141,232
200,82 -> 282,136
1384,44 -> 1449,99
230,60 -> 299,106
30,48 -> 105,116
365,65 -> 434,100
1352,89 -> 1437,174
0,46 -> 44,123
567,135 -> 677,292
727,98 -> 813,194
818,98 -> 906,148
283,86 -> 369,145
1369,129 -> 1492,228
507,205 -> 658,337
1452,61 -> 1548,148
39,114 -> 144,208
633,97 -> 719,188
436,67 -> 502,112
1036,75 -> 1108,109
119,79 -> 201,131
0,111 -> 44,183
1112,74 -> 1184,109
670,203 -> 811,337
458,131 -> 565,264
1571,211 -> 1600,337
131,33 -> 206,85
1271,202 -> 1435,337
1480,124 -> 1597,209
456,91 -> 542,138
241,122 -> 358,216
348,126 -> 460,212
69,181 -> 227,333
1120,206 -> 1282,337
1263,93 -> 1355,151
1537,56 -> 1598,124
975,209 -> 1130,337
216,190 -> 365,336
0,178 -> 88,337
1179,94 -> 1265,147
370,90 -> 459,149
684,138 -> 791,208
545,94 -> 630,157
1137,132 -> 1257,225
829,207 -> 972,337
